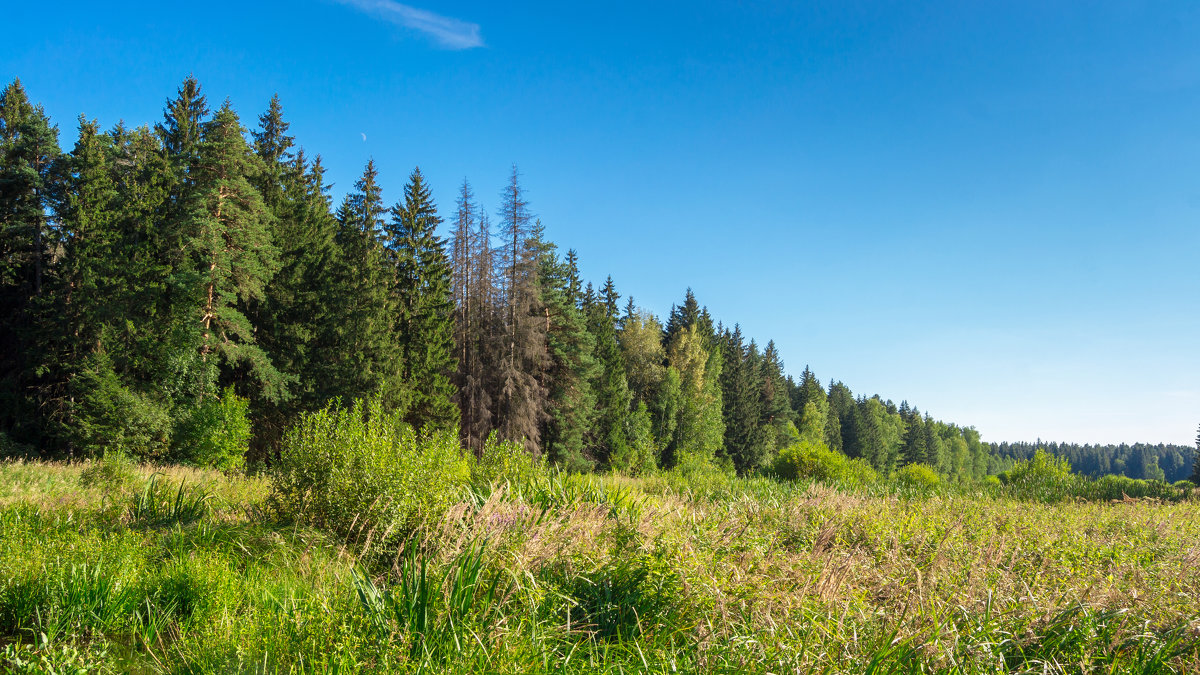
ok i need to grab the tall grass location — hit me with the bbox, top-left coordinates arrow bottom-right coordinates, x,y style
1,456 -> 1198,673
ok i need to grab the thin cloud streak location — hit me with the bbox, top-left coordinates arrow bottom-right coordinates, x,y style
334,0 -> 484,49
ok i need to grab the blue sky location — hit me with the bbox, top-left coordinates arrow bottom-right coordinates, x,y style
5,1 -> 1199,445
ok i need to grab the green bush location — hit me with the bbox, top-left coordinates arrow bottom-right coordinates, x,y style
1003,449 -> 1073,484
67,351 -> 173,461
78,448 -> 138,493
472,432 -> 548,493
773,440 -> 877,487
1088,475 -> 1175,501
895,463 -> 940,489
1172,479 -> 1194,491
268,399 -> 470,550
173,387 -> 250,472
609,402 -> 658,476
999,449 -> 1082,502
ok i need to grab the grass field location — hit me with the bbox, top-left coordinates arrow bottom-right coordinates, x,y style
1,458 -> 1198,674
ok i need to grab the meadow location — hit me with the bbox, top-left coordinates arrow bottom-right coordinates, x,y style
2,424 -> 1198,675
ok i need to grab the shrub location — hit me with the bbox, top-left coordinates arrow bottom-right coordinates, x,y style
268,399 -> 470,550
173,387 -> 250,472
982,475 -> 1002,487
999,449 -> 1082,502
895,463 -> 940,489
78,448 -> 139,493
609,402 -> 658,476
472,432 -> 548,493
1089,475 -> 1175,501
1002,449 -> 1072,484
773,440 -> 877,487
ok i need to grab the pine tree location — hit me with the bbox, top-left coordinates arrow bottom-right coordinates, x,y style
388,167 -> 458,431
188,102 -> 282,401
0,79 -> 61,449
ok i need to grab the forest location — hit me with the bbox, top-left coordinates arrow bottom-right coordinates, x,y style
3,76 -> 1200,673
2,76 -> 1192,486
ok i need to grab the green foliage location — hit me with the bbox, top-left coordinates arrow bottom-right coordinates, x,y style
77,449 -> 138,493
352,540 -> 509,663
67,352 -> 172,460
894,463 -> 940,489
773,440 -> 878,487
609,402 -> 658,476
472,432 -> 548,493
997,449 -> 1085,502
1002,448 -> 1073,484
127,474 -> 211,526
268,399 -> 470,549
172,387 -> 250,471
547,553 -> 685,642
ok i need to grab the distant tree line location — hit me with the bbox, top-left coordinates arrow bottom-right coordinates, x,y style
988,442 -> 1195,483
0,77 -> 1185,482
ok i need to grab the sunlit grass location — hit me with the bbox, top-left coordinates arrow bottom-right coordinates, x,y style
1,458 -> 1197,673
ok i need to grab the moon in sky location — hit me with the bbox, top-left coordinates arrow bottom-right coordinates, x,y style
361,133 -> 366,141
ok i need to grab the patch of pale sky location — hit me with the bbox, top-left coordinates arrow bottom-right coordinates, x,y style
332,0 -> 484,50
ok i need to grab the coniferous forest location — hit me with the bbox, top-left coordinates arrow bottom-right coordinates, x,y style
4,76 -> 1200,673
4,76 -> 1192,483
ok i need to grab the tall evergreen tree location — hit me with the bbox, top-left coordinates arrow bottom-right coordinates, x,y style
794,366 -> 829,444
250,94 -> 341,448
586,275 -> 635,468
188,102 -> 282,400
330,160 -> 404,407
757,340 -> 793,452
719,326 -> 767,473
0,79 -> 61,447
388,167 -> 458,430
540,247 -> 597,470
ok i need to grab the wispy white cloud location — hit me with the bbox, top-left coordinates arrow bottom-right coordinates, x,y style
334,0 -> 484,50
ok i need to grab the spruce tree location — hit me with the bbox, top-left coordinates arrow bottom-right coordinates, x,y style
586,275 -> 634,468
37,118 -> 124,453
330,160 -> 404,408
540,246 -> 598,470
388,167 -> 458,431
757,340 -> 793,453
900,408 -> 928,467
719,326 -> 767,474
250,94 -> 341,448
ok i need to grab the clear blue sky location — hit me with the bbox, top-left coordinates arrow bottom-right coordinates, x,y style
5,1 -> 1199,445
